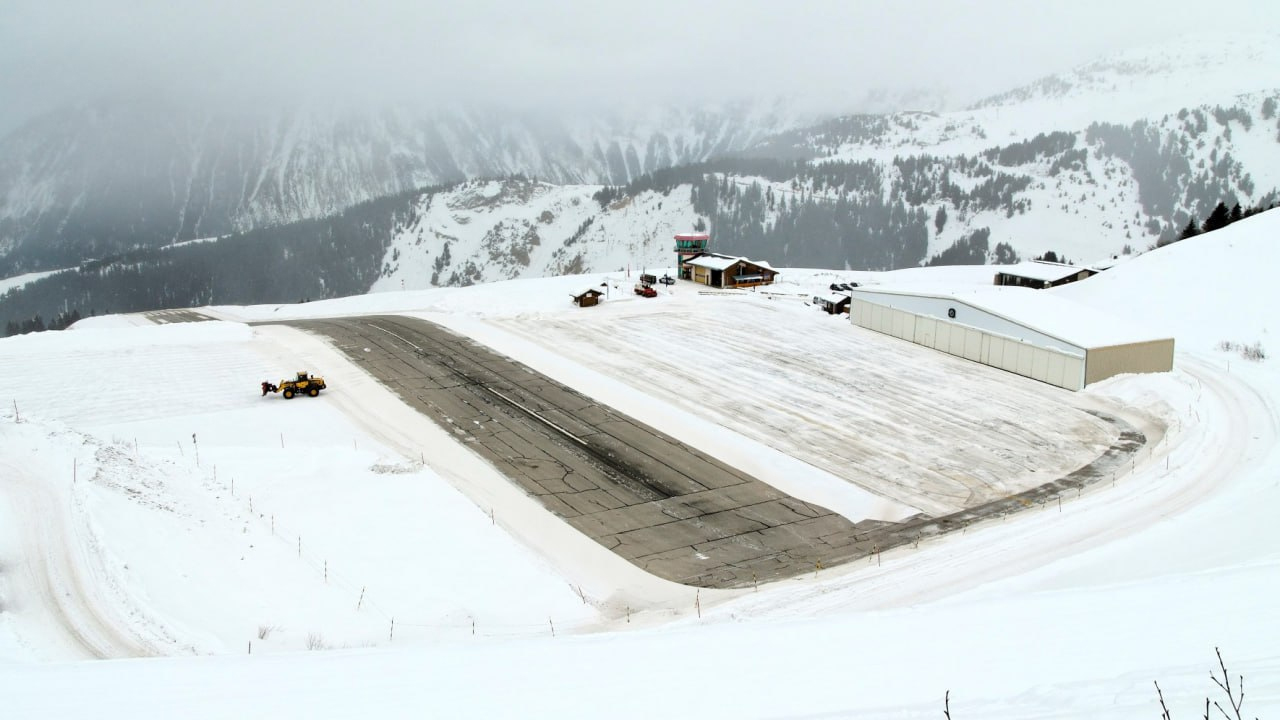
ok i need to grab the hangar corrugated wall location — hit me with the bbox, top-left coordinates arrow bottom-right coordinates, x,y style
852,299 -> 1088,390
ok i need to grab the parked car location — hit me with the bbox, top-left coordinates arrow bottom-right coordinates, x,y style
829,283 -> 843,292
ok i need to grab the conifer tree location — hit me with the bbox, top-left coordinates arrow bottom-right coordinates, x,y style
1179,216 -> 1201,240
1202,201 -> 1231,233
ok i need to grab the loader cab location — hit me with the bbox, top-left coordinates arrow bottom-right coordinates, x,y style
297,371 -> 309,382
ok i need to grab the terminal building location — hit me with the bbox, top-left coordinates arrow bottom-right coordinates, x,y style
681,253 -> 778,289
672,232 -> 777,289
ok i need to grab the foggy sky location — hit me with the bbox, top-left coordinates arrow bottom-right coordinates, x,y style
3,0 -> 1279,135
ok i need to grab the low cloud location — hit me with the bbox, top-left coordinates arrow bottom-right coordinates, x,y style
3,0 -> 1278,134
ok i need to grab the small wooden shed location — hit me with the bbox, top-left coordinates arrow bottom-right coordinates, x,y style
819,293 -> 851,314
571,288 -> 605,307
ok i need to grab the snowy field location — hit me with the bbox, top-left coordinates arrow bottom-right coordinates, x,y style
0,268 -> 66,295
1,213 -> 1279,717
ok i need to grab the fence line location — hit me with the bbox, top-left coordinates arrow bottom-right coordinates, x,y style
1,400 -> 1190,646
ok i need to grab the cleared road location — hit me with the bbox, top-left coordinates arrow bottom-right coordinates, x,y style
284,315 -> 1145,589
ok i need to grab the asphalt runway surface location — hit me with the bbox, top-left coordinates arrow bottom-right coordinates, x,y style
280,315 -> 1146,589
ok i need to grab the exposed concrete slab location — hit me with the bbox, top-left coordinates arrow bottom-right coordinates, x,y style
143,309 -> 217,324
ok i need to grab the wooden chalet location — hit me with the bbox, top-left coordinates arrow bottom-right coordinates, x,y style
993,261 -> 1095,289
681,252 -> 778,289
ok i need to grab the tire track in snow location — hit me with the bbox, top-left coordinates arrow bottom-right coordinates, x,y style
0,457 -> 157,660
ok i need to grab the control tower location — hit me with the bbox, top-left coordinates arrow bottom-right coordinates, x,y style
674,232 -> 710,279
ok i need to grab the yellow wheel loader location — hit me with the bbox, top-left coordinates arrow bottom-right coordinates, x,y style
262,371 -> 327,399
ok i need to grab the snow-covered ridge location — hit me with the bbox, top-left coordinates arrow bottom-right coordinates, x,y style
372,179 -> 691,291
970,34 -> 1280,113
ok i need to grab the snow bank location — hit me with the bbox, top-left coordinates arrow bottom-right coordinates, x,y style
0,321 -> 604,660
1055,210 -> 1280,354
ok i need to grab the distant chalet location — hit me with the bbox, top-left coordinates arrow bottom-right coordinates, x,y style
993,260 -> 1096,289
681,252 -> 778,289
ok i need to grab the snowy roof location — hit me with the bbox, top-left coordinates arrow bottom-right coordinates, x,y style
684,253 -> 775,272
573,287 -> 604,297
822,294 -> 851,304
685,254 -> 741,270
850,285 -> 1173,349
991,261 -> 1091,283
1082,254 -> 1135,272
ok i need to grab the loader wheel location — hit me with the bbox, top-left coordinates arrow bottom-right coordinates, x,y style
307,387 -> 319,397
282,389 -> 294,399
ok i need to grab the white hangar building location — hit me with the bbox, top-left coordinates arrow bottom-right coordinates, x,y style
848,286 -> 1174,391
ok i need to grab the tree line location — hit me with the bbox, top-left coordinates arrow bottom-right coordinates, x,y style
1175,199 -> 1277,242
1,186 -> 431,336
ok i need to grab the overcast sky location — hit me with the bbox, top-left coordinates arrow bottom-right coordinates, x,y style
3,0 -> 1279,134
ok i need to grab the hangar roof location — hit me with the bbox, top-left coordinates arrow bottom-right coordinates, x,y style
849,285 -> 1172,350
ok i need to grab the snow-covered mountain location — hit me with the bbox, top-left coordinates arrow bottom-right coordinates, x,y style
372,179 -> 692,291
731,34 -> 1280,262
969,33 -> 1280,120
3,35 -> 1280,328
4,35 -> 1277,280
379,44 -> 1280,291
0,97 -> 811,273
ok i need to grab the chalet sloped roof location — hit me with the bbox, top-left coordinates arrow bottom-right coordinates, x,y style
684,252 -> 775,272
993,261 -> 1089,283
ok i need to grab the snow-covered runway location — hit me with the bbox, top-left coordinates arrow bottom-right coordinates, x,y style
482,295 -> 1123,516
